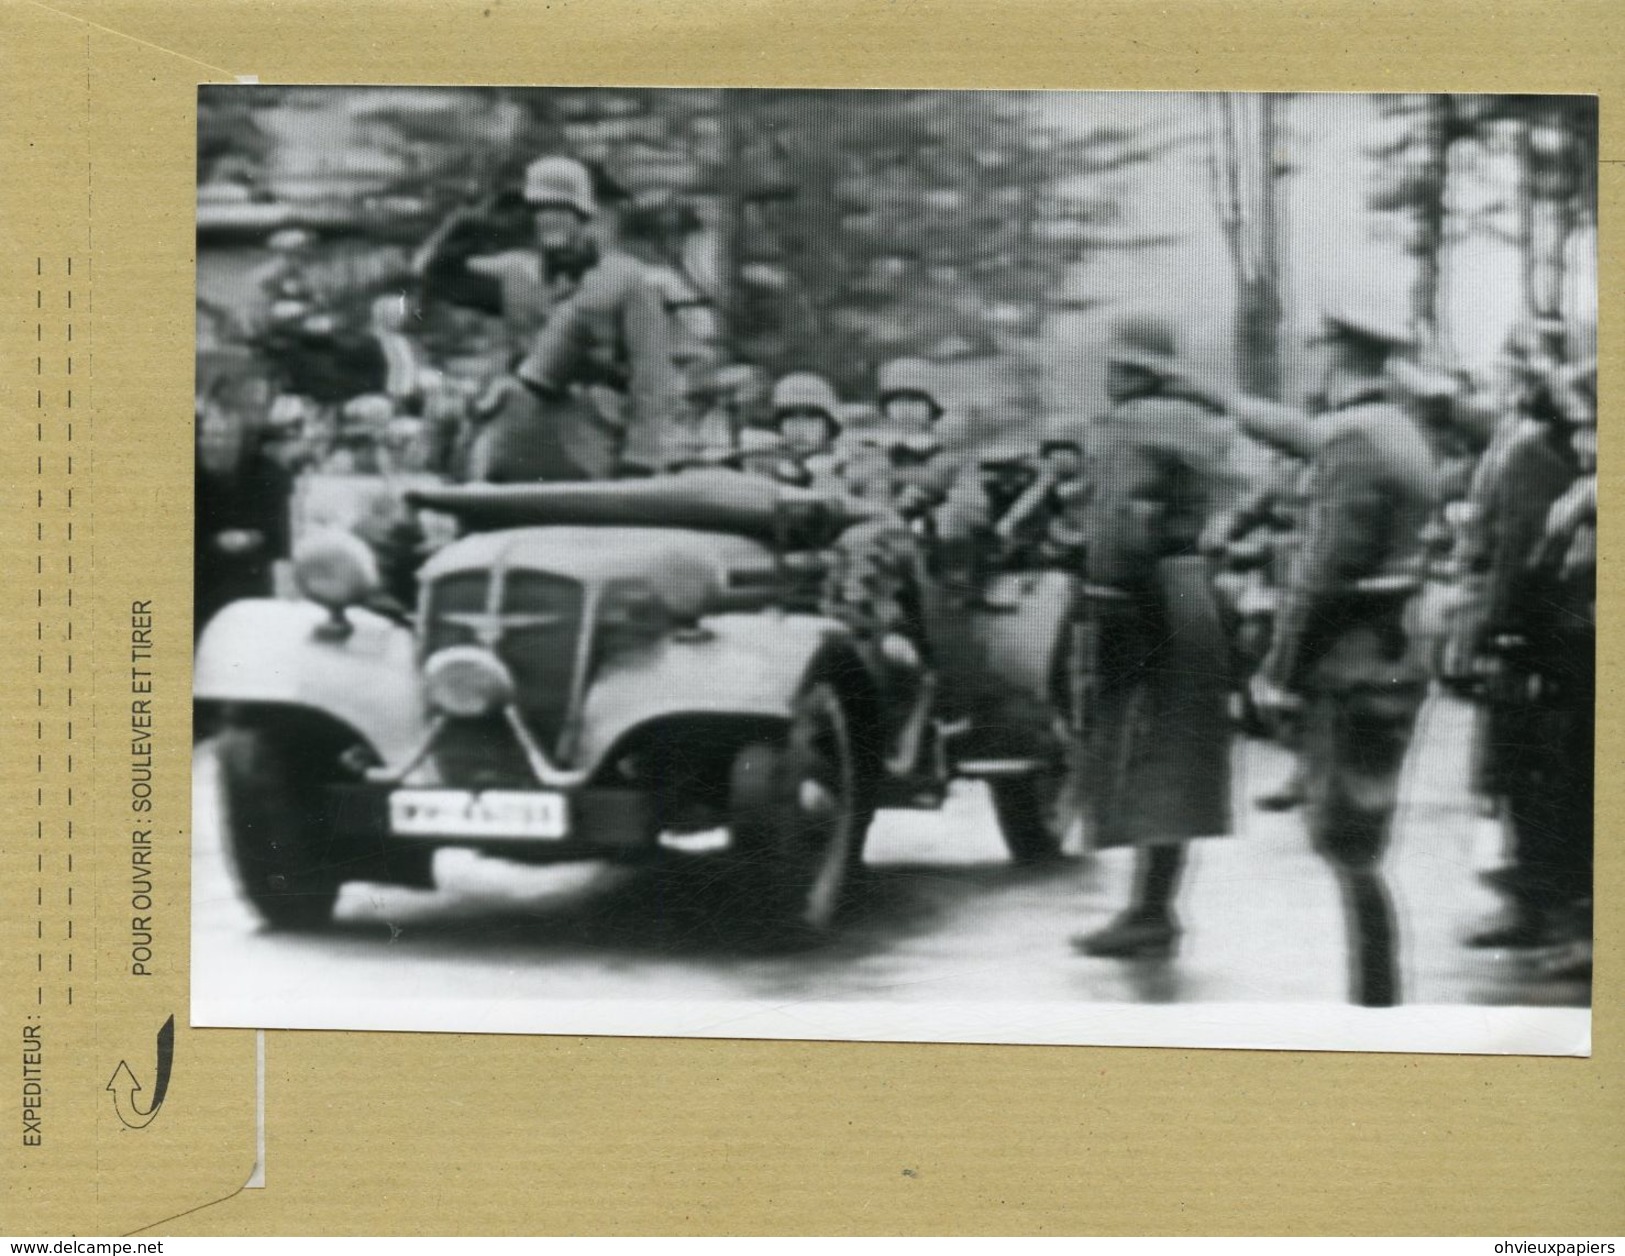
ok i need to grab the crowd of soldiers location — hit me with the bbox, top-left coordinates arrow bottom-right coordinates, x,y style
197,153 -> 1597,1004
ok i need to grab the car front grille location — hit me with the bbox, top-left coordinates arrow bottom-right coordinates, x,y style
423,571 -> 490,653
498,571 -> 584,754
425,568 -> 586,764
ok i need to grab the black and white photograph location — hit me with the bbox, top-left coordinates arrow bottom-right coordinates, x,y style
190,87 -> 1596,1053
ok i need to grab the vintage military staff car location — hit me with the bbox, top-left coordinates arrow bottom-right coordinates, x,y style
194,469 -> 1086,946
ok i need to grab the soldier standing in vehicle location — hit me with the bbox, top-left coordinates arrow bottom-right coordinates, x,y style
748,371 -> 849,489
1176,299 -> 1458,1006
869,357 -> 963,517
1070,315 -> 1240,961
415,155 -> 683,481
752,369 -> 939,719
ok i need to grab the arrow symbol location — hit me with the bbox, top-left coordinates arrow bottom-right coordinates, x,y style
107,1014 -> 174,1130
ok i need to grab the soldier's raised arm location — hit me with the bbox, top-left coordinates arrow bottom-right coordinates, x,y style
411,201 -> 506,317
1224,394 -> 1322,461
1153,361 -> 1321,461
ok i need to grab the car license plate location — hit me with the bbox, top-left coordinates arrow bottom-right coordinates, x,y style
388,789 -> 569,841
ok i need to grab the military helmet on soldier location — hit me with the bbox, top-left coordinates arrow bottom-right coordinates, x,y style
1104,313 -> 1186,404
771,372 -> 843,445
877,357 -> 945,420
1104,314 -> 1182,376
772,371 -> 841,419
522,155 -> 598,219
1311,293 -> 1418,370
1038,412 -> 1086,456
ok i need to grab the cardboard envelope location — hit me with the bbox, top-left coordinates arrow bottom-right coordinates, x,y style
2,0 -> 1621,1237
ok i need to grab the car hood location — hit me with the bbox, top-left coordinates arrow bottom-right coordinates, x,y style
419,526 -> 780,619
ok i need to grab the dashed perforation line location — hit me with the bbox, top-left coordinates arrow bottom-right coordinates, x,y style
34,255 -> 77,1011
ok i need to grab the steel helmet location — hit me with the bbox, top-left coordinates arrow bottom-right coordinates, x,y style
522,155 -> 597,218
1104,314 -> 1181,376
771,372 -> 842,424
1038,413 -> 1086,454
1313,293 -> 1418,353
876,357 -> 944,416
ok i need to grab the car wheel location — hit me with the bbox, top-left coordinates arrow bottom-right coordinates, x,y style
216,721 -> 345,930
727,681 -> 869,946
991,617 -> 1087,864
988,727 -> 1083,864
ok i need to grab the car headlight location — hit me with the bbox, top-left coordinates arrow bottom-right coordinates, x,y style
292,529 -> 381,611
424,646 -> 516,719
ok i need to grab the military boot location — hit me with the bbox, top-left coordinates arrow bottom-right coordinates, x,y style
1070,909 -> 1180,960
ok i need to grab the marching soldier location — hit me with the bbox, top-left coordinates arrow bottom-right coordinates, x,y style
1071,315 -> 1241,960
415,155 -> 682,482
1176,299 -> 1456,1006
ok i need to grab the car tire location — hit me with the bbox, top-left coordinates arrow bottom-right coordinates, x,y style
989,749 -> 1080,864
727,681 -> 869,947
990,616 -> 1087,864
216,720 -> 346,930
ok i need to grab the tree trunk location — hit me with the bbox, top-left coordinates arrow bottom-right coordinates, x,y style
1241,94 -> 1285,400
1410,95 -> 1452,344
1208,93 -> 1285,400
1524,102 -> 1581,331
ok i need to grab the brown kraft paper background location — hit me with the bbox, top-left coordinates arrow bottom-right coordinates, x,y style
1,0 -> 1619,1236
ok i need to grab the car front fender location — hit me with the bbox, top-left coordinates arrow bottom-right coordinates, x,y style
194,599 -> 429,764
575,612 -> 858,771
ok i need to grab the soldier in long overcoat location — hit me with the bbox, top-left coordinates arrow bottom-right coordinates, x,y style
1070,315 -> 1241,960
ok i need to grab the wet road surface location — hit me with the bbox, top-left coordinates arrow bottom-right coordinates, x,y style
191,695 -> 1588,1020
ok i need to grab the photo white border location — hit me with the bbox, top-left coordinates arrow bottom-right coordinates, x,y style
191,994 -> 1590,1057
